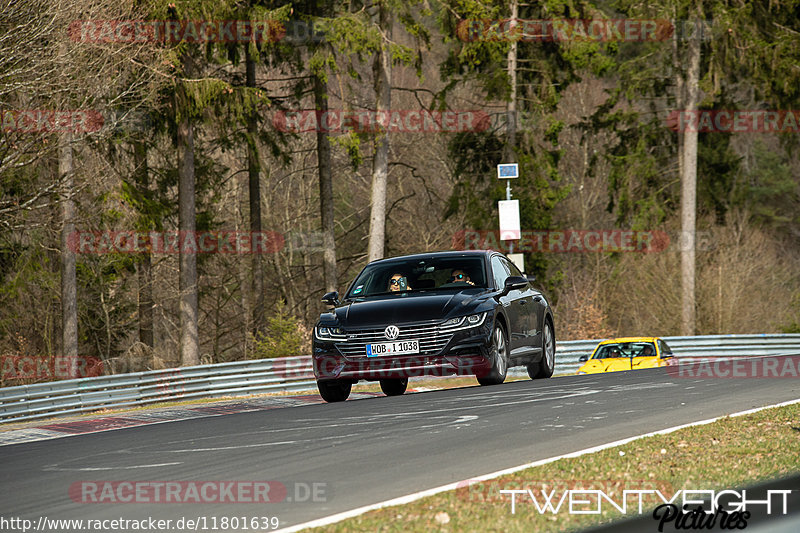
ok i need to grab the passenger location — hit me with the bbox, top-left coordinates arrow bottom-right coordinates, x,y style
388,273 -> 411,292
449,269 -> 475,286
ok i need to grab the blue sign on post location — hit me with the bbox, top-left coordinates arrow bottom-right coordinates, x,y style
497,163 -> 519,179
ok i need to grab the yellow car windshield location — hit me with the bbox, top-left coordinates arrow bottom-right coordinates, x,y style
594,342 -> 656,359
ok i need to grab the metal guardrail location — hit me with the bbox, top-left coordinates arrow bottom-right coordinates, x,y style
2,334 -> 799,423
0,357 -> 316,423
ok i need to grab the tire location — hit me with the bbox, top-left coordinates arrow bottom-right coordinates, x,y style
379,378 -> 408,396
528,319 -> 555,379
478,324 -> 508,386
317,380 -> 352,402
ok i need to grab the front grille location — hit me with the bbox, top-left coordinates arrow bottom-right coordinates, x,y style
335,323 -> 454,358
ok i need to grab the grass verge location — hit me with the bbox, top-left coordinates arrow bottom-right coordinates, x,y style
309,401 -> 800,532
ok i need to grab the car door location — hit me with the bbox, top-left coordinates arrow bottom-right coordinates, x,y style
491,255 -> 526,359
500,257 -> 540,357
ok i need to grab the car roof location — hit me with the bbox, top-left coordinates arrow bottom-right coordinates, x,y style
597,337 -> 660,345
366,250 -> 494,266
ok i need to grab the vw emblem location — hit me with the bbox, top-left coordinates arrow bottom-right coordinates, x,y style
384,325 -> 399,340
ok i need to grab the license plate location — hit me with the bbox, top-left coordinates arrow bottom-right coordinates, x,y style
366,340 -> 419,357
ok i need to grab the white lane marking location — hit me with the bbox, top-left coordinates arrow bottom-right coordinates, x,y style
275,396 -> 800,533
61,412 -> 481,466
43,462 -> 182,472
117,413 -> 480,455
163,433 -> 359,453
166,439 -> 301,452
445,415 -> 478,427
309,388 -> 602,422
163,416 -> 480,452
609,383 -> 678,390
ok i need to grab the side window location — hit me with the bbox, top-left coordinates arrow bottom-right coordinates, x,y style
491,256 -> 510,289
659,340 -> 673,356
502,258 -> 524,278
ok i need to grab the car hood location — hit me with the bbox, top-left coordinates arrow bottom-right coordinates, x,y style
578,356 -> 662,374
331,290 -> 487,328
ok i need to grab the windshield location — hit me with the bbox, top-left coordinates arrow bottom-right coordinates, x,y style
346,256 -> 488,298
593,342 -> 656,359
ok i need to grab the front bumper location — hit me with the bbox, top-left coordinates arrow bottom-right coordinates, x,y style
313,319 -> 493,381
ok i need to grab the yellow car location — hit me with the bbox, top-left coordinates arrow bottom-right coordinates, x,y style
576,337 -> 675,375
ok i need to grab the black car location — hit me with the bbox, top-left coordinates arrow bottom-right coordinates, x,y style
312,250 -> 556,402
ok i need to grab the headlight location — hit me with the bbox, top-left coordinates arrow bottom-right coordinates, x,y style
441,312 -> 487,330
315,326 -> 344,339
441,317 -> 465,328
577,371 -> 587,375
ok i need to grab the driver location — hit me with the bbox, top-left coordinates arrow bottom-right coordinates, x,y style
449,269 -> 475,286
640,345 -> 654,356
608,347 -> 621,358
388,273 -> 411,292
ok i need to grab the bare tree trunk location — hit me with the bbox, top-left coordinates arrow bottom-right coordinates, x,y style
236,180 -> 251,356
178,56 -> 199,367
245,48 -> 265,332
133,140 -> 154,348
59,130 -> 78,376
505,0 -> 518,163
367,3 -> 392,261
314,74 -> 338,293
672,8 -> 685,187
136,257 -> 154,346
680,16 -> 701,336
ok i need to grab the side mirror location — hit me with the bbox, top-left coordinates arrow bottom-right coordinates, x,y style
526,275 -> 536,283
578,355 -> 588,362
321,291 -> 339,306
499,275 -> 528,296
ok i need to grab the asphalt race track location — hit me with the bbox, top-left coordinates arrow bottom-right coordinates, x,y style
1,361 -> 799,531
